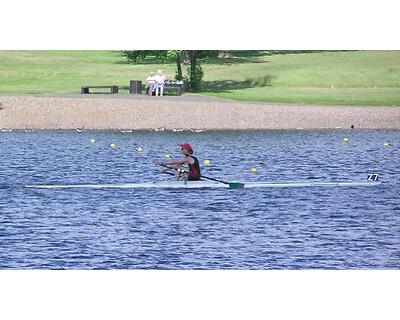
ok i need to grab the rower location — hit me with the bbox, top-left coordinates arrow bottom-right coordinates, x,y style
155,143 -> 201,181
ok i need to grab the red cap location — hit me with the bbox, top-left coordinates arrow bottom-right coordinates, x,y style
179,143 -> 193,151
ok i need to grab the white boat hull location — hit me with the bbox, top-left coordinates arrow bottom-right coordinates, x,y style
25,180 -> 381,189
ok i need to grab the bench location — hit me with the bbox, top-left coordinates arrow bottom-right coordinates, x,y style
145,81 -> 184,96
161,80 -> 185,96
81,85 -> 118,94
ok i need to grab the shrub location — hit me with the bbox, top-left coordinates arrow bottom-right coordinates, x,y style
245,78 -> 256,86
245,75 -> 274,87
256,75 -> 273,87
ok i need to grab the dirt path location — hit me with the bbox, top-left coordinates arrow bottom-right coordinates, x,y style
1,94 -> 399,130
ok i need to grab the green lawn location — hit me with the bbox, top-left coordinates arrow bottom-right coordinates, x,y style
0,50 -> 399,106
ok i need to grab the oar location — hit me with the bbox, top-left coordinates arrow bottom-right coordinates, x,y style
157,163 -> 245,189
160,170 -> 176,177
198,173 -> 245,189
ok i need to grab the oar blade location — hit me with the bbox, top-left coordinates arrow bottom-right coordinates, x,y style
228,182 -> 245,189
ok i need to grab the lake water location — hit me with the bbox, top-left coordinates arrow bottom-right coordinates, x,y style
0,130 -> 399,269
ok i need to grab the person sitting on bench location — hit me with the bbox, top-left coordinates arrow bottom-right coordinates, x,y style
145,72 -> 157,96
154,70 -> 166,96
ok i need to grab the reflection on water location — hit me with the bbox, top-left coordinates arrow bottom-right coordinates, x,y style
0,130 -> 399,269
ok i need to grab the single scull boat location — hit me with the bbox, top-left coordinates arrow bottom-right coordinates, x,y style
25,180 -> 381,189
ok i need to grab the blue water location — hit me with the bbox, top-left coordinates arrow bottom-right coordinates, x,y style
0,130 -> 399,269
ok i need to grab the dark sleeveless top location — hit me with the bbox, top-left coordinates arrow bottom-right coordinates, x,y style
186,155 -> 201,181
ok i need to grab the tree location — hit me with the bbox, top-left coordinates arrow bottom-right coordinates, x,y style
186,50 -> 203,92
165,50 -> 184,81
121,50 -> 218,92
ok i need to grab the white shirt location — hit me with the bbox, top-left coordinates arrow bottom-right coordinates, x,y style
154,74 -> 166,84
146,76 -> 156,84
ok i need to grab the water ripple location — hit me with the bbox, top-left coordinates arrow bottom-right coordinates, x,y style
0,130 -> 399,269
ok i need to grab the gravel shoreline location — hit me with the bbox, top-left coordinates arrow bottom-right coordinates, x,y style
1,94 -> 399,130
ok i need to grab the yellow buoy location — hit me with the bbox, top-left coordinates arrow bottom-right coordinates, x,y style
204,159 -> 211,166
136,147 -> 144,153
164,154 -> 171,158
90,139 -> 96,144
343,137 -> 349,143
383,142 -> 390,147
110,143 -> 117,148
250,167 -> 257,174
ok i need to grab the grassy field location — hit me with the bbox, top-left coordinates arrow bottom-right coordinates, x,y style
0,50 -> 399,106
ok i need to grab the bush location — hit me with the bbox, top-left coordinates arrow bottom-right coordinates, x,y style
245,75 -> 274,87
256,75 -> 273,87
121,51 -> 171,64
245,78 -> 256,86
121,51 -> 148,63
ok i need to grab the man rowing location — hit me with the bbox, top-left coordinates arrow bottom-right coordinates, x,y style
155,143 -> 201,181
